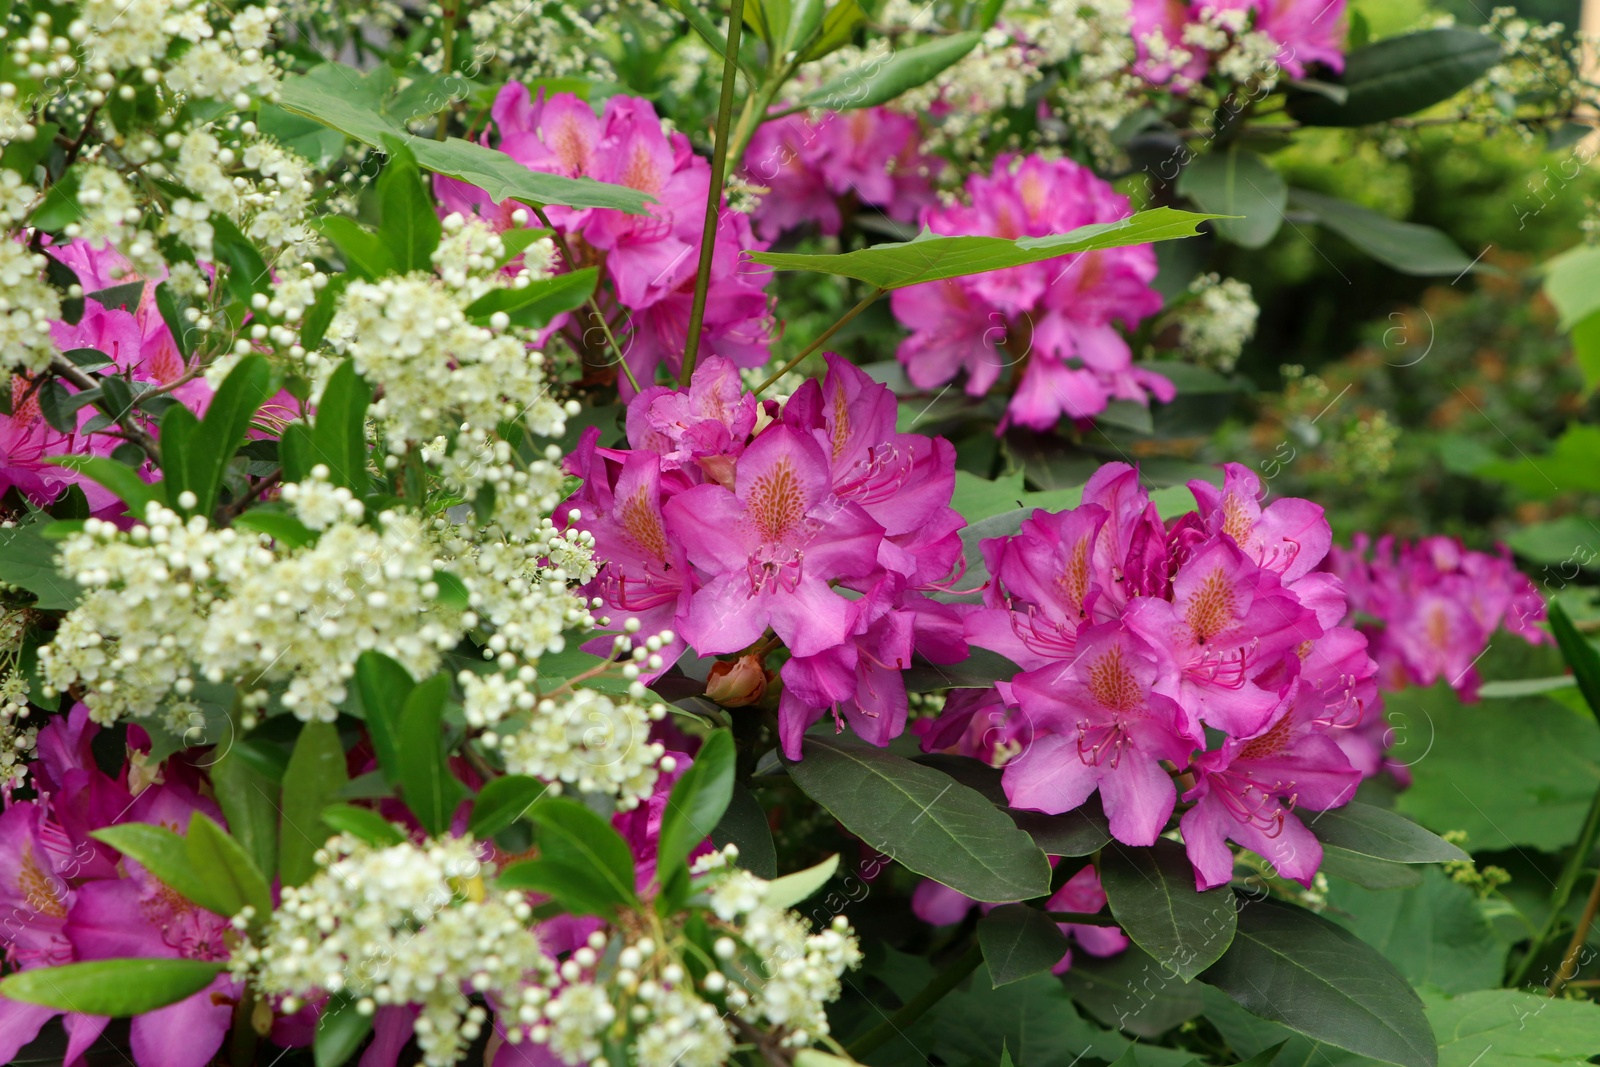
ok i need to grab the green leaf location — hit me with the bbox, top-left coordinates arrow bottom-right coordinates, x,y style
0,959 -> 226,1016
1317,846 -> 1425,890
186,812 -> 275,922
1424,988 -> 1600,1067
1100,838 -> 1237,982
1548,602 -> 1600,725
257,103 -> 349,168
1542,242 -> 1600,332
209,749 -> 281,882
91,823 -> 215,911
799,32 -> 982,111
0,522 -> 78,609
748,207 -> 1215,289
1307,803 -> 1468,864
468,775 -> 548,839
657,729 -> 736,901
232,508 -> 318,549
168,354 -> 273,518
308,360 -> 373,496
977,904 -> 1071,987
212,214 -> 271,301
949,470 -> 1084,525
1326,869 -> 1506,995
321,803 -> 407,847
1394,684 -> 1600,852
377,137 -> 442,274
354,651 -> 414,785
782,735 -> 1050,902
313,216 -> 395,280
279,722 -> 350,887
277,65 -> 652,215
1288,190 -> 1473,277
1287,28 -> 1501,127
397,673 -> 467,836
1200,896 -> 1437,1067
42,455 -> 157,518
315,991 -> 375,1067
156,281 -> 195,358
1475,424 -> 1600,499
711,780 -> 779,879
1177,146 -> 1287,249
279,421 -> 316,485
432,570 -> 470,611
798,0 -> 865,61
463,268 -> 598,329
499,797 -> 639,917
764,854 -> 840,909
1059,944 -> 1205,1040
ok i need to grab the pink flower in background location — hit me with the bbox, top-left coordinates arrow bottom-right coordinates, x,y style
1129,0 -> 1346,90
889,155 -> 1168,431
1246,0 -> 1348,77
435,85 -> 773,396
1327,533 -> 1547,700
743,107 -> 942,241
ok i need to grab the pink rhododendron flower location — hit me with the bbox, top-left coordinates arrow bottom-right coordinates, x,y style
1130,0 -> 1346,89
742,108 -> 942,241
1326,533 -> 1547,700
435,85 -> 773,395
944,461 -> 1374,886
889,155 -> 1169,431
564,354 -> 967,757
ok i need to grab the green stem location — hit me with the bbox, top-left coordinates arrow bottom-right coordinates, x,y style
681,0 -> 747,385
1511,783 -> 1600,987
846,941 -> 983,1059
531,206 -> 641,393
435,1 -> 459,140
753,288 -> 883,395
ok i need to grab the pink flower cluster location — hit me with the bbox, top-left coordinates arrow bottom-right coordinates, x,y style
1326,534 -> 1548,701
741,107 -> 942,241
3,238 -> 212,515
925,462 -> 1376,890
436,86 -> 773,395
889,155 -> 1171,432
0,706 -> 244,1067
562,353 -> 968,759
1131,0 -> 1347,87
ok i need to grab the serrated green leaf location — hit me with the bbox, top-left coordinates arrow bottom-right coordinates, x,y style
279,722 -> 349,887
658,729 -> 735,902
499,797 -> 639,917
354,651 -> 414,785
397,672 -> 467,836
321,803 -> 408,847
463,268 -> 597,328
377,137 -> 442,274
308,360 -> 372,496
313,216 -> 395,280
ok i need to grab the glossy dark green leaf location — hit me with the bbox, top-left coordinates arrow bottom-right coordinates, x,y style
397,673 -> 467,836
1287,28 -> 1500,127
1307,803 -> 1467,864
209,749 -> 280,881
1327,869 -> 1506,994
711,780 -> 778,879
166,354 -> 272,518
0,959 -> 226,1015
749,208 -> 1215,289
799,32 -> 982,110
279,422 -> 316,486
321,803 -> 408,847
1177,146 -> 1286,249
499,798 -> 639,917
354,651 -> 414,785
315,991 -> 375,1067
279,722 -> 350,887
977,904 -> 1071,987
1200,896 -> 1437,1067
212,214 -> 271,301
186,812 -> 275,922
783,735 -> 1050,902
0,522 -> 79,610
377,137 -> 442,274
1059,944 -> 1205,1039
799,0 -> 864,60
432,570 -> 470,611
1317,846 -> 1424,890
468,775 -> 548,839
657,729 -> 736,902
155,281 -> 194,357
1288,190 -> 1472,277
1101,839 -> 1236,982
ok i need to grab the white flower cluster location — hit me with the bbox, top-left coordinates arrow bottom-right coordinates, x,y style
1175,273 -> 1259,372
516,847 -> 863,1067
162,6 -> 282,108
487,686 -> 667,808
0,240 -> 61,374
0,611 -> 36,788
463,0 -> 623,81
325,271 -> 570,448
38,497 -> 465,725
238,834 -> 553,1067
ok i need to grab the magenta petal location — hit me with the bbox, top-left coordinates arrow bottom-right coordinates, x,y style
360,1005 -> 421,1067
1097,754 -> 1175,847
1179,799 -> 1238,891
128,977 -> 234,1067
912,879 -> 978,926
0,997 -> 58,1062
1002,733 -> 1098,815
